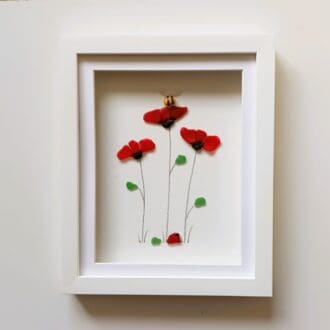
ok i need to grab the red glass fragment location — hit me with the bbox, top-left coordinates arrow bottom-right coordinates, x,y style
143,106 -> 188,129
180,127 -> 221,152
117,139 -> 156,161
166,233 -> 182,244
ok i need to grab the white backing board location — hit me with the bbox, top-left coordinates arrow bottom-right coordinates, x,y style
95,70 -> 242,265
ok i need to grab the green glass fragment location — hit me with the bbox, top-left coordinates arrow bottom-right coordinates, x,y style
126,181 -> 138,191
151,237 -> 162,246
175,154 -> 187,165
194,197 -> 206,208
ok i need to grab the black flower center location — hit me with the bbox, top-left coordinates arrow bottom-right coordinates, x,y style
132,151 -> 143,160
192,141 -> 204,151
161,118 -> 175,129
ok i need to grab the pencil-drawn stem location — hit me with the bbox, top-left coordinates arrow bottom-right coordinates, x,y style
139,160 -> 146,242
143,230 -> 148,243
165,129 -> 172,238
137,187 -> 144,201
187,225 -> 195,243
169,163 -> 176,174
183,205 -> 195,244
186,205 -> 194,219
183,151 -> 197,243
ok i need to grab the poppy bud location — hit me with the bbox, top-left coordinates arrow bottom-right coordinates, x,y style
166,233 -> 182,244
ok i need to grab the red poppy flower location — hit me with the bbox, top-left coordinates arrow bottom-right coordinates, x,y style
166,233 -> 182,244
143,106 -> 188,129
117,139 -> 155,160
180,127 -> 221,152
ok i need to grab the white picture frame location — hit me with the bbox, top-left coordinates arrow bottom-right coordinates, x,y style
60,35 -> 274,296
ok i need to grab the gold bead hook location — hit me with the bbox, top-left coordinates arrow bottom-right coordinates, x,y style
163,95 -> 175,107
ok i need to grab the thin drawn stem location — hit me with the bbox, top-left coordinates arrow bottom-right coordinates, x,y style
137,185 -> 144,243
183,206 -> 195,243
139,160 -> 146,242
187,225 -> 195,243
143,230 -> 148,243
169,162 -> 176,174
165,129 -> 172,238
186,205 -> 194,220
183,151 -> 197,243
137,187 -> 144,201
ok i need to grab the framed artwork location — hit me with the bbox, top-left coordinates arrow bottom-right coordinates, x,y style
60,35 -> 274,296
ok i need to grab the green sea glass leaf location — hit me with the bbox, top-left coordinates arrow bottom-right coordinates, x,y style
126,181 -> 138,191
175,154 -> 187,165
194,197 -> 206,208
151,237 -> 162,246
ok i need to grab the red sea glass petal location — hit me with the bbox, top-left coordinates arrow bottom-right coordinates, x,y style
117,145 -> 133,160
159,107 -> 171,121
180,127 -> 196,144
143,109 -> 162,124
128,140 -> 140,153
203,135 -> 221,152
195,129 -> 207,142
170,106 -> 188,120
166,233 -> 182,244
139,138 -> 156,152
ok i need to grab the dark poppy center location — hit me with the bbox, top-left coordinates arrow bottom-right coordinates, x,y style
192,141 -> 204,151
132,151 -> 143,160
161,118 -> 175,129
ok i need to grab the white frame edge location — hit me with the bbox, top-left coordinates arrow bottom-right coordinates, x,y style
60,35 -> 274,296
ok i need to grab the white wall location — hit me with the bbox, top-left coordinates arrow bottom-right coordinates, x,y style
0,1 -> 329,329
